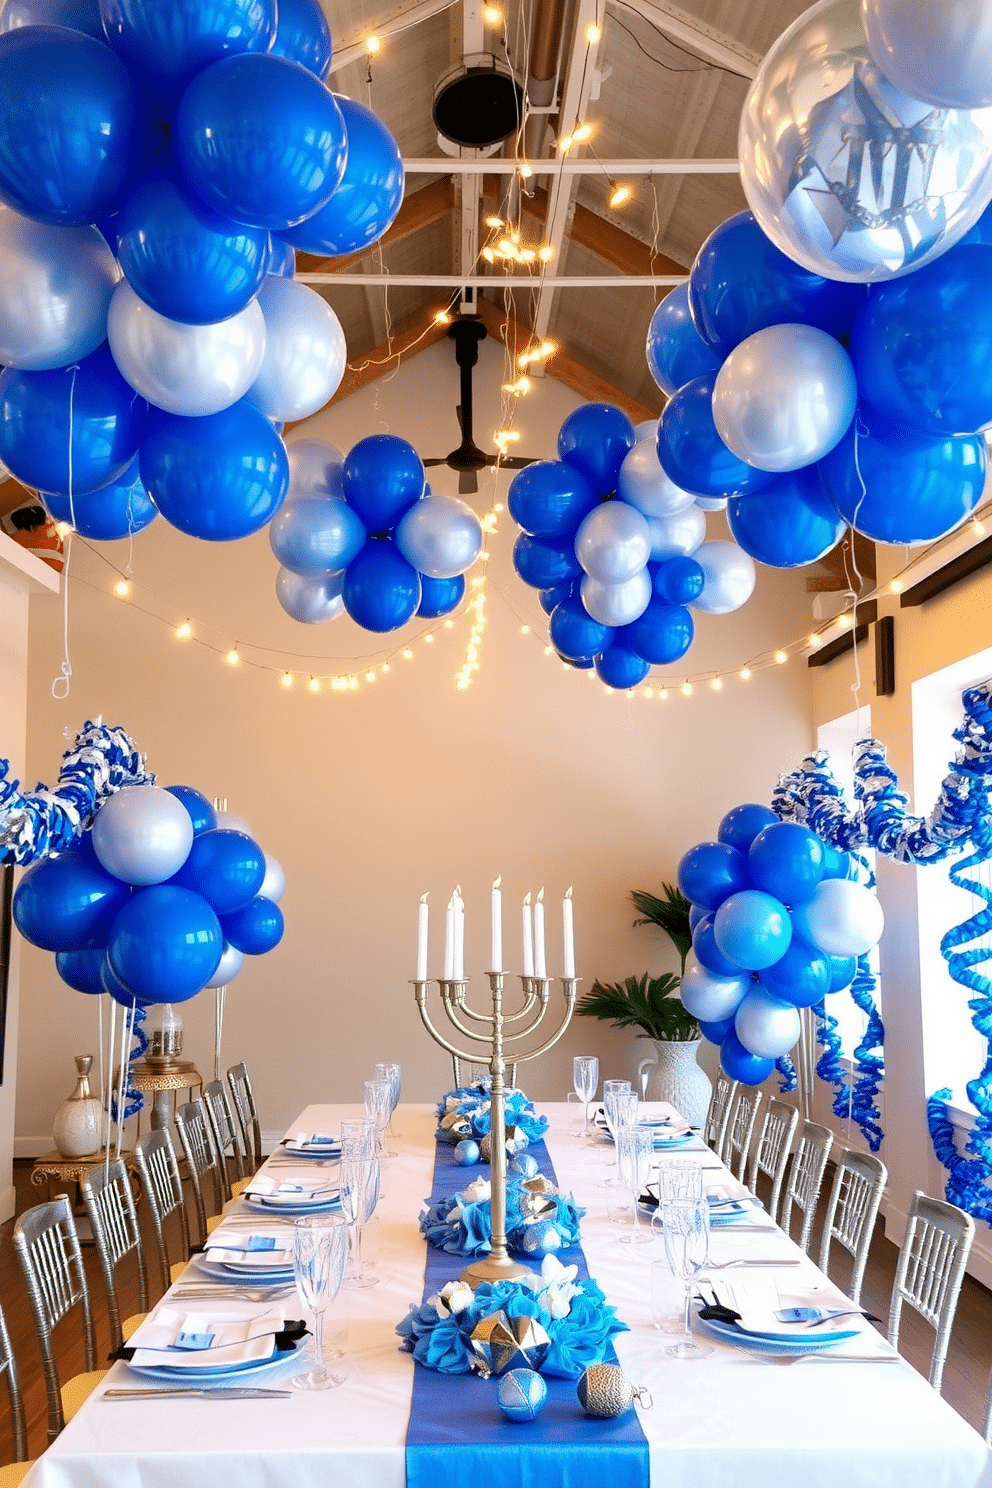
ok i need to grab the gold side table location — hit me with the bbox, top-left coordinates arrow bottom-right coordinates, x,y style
30,1148 -> 139,1219
126,1060 -> 203,1133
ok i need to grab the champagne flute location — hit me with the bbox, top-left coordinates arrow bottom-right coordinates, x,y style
340,1152 -> 380,1288
375,1062 -> 402,1144
662,1197 -> 713,1360
572,1055 -> 599,1140
616,1124 -> 653,1244
292,1213 -> 348,1390
364,1078 -> 392,1159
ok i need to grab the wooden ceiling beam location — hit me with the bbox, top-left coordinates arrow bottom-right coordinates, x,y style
294,177 -> 456,277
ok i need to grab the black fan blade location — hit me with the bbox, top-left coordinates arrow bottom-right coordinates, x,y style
455,404 -> 465,434
458,469 -> 479,495
423,457 -> 447,467
498,456 -> 538,469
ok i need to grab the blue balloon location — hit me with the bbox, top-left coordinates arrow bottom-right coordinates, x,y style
417,572 -> 464,618
170,829 -> 265,916
221,895 -> 284,954
658,374 -> 775,499
699,1015 -> 736,1045
821,846 -> 852,881
512,532 -> 583,589
507,460 -> 599,538
0,26 -> 142,225
279,96 -> 403,256
961,200 -> 992,247
713,889 -> 792,972
343,538 -> 421,632
101,954 -> 150,1007
748,822 -> 825,907
100,0 -> 276,94
850,244 -> 992,436
594,645 -> 650,689
688,905 -> 707,933
117,174 -> 270,325
689,211 -> 864,355
557,404 -> 634,496
720,1031 -> 774,1086
140,400 -> 290,541
653,556 -> 705,605
165,785 -> 217,836
728,466 -> 846,569
819,402 -> 986,547
549,594 -> 612,661
13,851 -> 131,952
342,435 -> 424,533
268,0 -> 331,78
677,842 -> 752,914
560,652 -> 594,670
827,955 -> 857,992
175,54 -> 347,231
538,581 -> 576,615
43,457 -> 157,540
0,343 -> 147,497
692,915 -> 746,979
758,936 -> 830,1009
55,947 -> 108,994
108,885 -> 223,1002
621,596 -> 693,665
718,803 -> 779,855
646,283 -> 724,397
266,237 -> 296,278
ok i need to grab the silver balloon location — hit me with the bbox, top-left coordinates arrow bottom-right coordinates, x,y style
689,541 -> 756,615
275,565 -> 345,624
205,941 -> 244,988
712,324 -> 857,472
734,988 -> 801,1059
91,785 -> 194,886
269,495 -> 365,575
245,278 -> 347,423
740,0 -> 992,281
0,206 -> 119,370
863,0 -> 992,109
259,854 -> 286,903
287,439 -> 345,499
395,493 -> 483,578
645,503 -> 706,561
680,953 -> 751,1023
216,810 -> 252,833
617,440 -> 697,518
633,418 -> 660,443
575,501 -> 651,582
791,879 -> 884,958
580,569 -> 652,626
696,496 -> 728,512
107,279 -> 266,416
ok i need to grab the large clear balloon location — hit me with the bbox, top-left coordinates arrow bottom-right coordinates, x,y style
580,569 -> 652,627
688,540 -> 756,614
658,374 -> 775,499
0,207 -> 119,370
862,0 -> 992,110
175,54 -> 348,231
622,596 -> 693,665
244,279 -> 346,422
645,283 -> 723,396
275,565 -> 344,623
343,538 -> 421,632
92,785 -> 195,886
270,0 -> 332,78
0,25 -> 141,225
13,850 -> 131,952
728,468 -> 846,569
395,493 -> 482,579
507,461 -> 598,539
342,435 -> 425,533
43,457 -> 157,540
791,878 -> 884,958
108,885 -> 223,1002
99,0 -> 277,94
617,441 -> 697,519
116,174 -> 269,326
269,494 -> 365,575
678,841 -> 751,913
575,501 -> 651,583
170,828 -> 265,916
734,987 -> 801,1059
280,96 -> 404,256
513,532 -> 583,590
712,324 -> 857,473
287,439 -> 345,500
680,954 -> 751,1023
739,0 -> 992,282
557,404 -> 634,496
108,280 -> 267,417
140,400 -> 290,541
713,889 -> 792,971
0,342 -> 146,497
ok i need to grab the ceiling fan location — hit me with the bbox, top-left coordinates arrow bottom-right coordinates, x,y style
423,317 -> 538,494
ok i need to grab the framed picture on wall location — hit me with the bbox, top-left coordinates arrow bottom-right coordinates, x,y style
0,864 -> 12,1086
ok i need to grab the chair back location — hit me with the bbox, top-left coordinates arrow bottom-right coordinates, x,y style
0,1299 -> 27,1463
778,1120 -> 833,1253
227,1062 -> 262,1169
12,1196 -> 95,1442
888,1190 -> 974,1393
134,1127 -> 190,1294
723,1088 -> 763,1182
79,1158 -> 149,1354
747,1097 -> 799,1223
704,1076 -> 738,1159
203,1079 -> 246,1195
175,1098 -> 225,1243
817,1148 -> 887,1306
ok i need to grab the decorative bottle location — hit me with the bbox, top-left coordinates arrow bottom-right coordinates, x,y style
52,1055 -> 102,1158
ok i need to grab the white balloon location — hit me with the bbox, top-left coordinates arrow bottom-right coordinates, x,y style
395,494 -> 482,578
734,987 -> 801,1059
633,418 -> 660,443
107,280 -> 266,416
206,942 -> 245,988
245,278 -> 347,423
575,500 -> 651,582
791,879 -> 885,958
680,953 -> 751,1022
260,854 -> 286,903
645,503 -> 706,561
276,565 -> 345,624
695,496 -> 728,512
689,541 -> 756,615
0,206 -> 120,370
92,785 -> 194,886
580,569 -> 652,626
287,439 -> 345,500
617,440 -> 697,518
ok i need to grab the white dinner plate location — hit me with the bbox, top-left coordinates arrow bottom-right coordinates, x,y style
241,1192 -> 341,1216
126,1339 -> 303,1383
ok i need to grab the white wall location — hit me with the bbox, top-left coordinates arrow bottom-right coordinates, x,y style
14,339 -> 815,1150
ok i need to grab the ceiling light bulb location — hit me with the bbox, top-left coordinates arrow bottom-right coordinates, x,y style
643,687 -> 653,698
520,624 -> 530,635
520,247 -> 536,262
711,676 -> 723,691
365,670 -> 376,682
740,666 -> 751,680
482,246 -> 495,263
114,579 -> 130,598
837,613 -> 852,630
973,517 -> 987,535
434,309 -> 450,324
659,688 -> 668,700
609,184 -> 631,209
54,520 -> 73,538
573,122 -> 592,142
483,5 -> 502,23
281,672 -> 293,688
308,677 -> 320,693
807,633 -> 821,648
485,215 -> 504,229
775,649 -> 788,664
558,133 -> 573,151
539,340 -> 555,357
403,648 -> 414,660
889,579 -> 903,594
538,245 -> 554,262
444,619 -> 454,629
586,21 -> 601,42
519,163 -> 533,179
682,681 -> 692,696
226,648 -> 240,666
175,621 -> 192,640
424,633 -> 434,644
544,645 -> 553,656
366,34 -> 380,54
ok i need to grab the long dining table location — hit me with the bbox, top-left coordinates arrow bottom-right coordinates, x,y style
23,1101 -> 992,1488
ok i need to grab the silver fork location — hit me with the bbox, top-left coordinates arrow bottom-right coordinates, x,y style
701,1258 -> 801,1270
170,1286 -> 296,1302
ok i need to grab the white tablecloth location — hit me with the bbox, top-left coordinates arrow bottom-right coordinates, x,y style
25,1103 -> 992,1488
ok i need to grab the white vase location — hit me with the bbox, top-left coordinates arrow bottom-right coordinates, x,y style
637,1038 -> 712,1129
53,1054 -> 103,1158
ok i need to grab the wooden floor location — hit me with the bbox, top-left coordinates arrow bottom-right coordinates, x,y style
2,1157 -> 991,1464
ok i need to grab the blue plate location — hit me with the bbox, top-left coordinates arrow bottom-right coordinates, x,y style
242,1193 -> 341,1217
127,1338 -> 302,1383
280,1139 -> 341,1160
698,1315 -> 861,1353
194,1255 -> 295,1285
708,1201 -> 771,1228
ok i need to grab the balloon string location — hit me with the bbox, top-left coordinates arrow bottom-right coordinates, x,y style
67,364 -> 77,534
51,533 -> 73,700
847,414 -> 871,724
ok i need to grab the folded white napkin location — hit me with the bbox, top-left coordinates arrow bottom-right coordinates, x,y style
715,1279 -> 862,1337
244,1175 -> 337,1203
128,1308 -> 285,1369
204,1231 -> 293,1268
283,1131 -> 341,1152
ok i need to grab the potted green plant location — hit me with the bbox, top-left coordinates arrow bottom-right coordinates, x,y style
577,884 -> 712,1126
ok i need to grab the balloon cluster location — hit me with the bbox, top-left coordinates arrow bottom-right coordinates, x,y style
270,436 -> 483,630
13,783 -> 285,1008
676,804 -> 884,1085
507,403 -> 756,690
0,0 -> 404,545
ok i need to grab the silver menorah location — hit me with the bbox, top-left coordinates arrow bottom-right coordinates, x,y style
414,972 -> 577,1287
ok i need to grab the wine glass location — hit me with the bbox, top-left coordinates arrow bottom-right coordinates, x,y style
364,1078 -> 392,1159
662,1197 -> 713,1360
373,1064 -> 401,1154
616,1125 -> 653,1245
572,1056 -> 599,1140
292,1213 -> 348,1390
340,1152 -> 381,1289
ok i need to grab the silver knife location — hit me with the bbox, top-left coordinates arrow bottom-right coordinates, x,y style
103,1387 -> 292,1399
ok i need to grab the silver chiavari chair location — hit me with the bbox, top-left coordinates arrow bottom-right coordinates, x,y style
888,1190 -> 974,1394
133,1126 -> 191,1293
778,1120 -> 833,1253
79,1158 -> 149,1352
817,1148 -> 887,1306
747,1096 -> 799,1223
